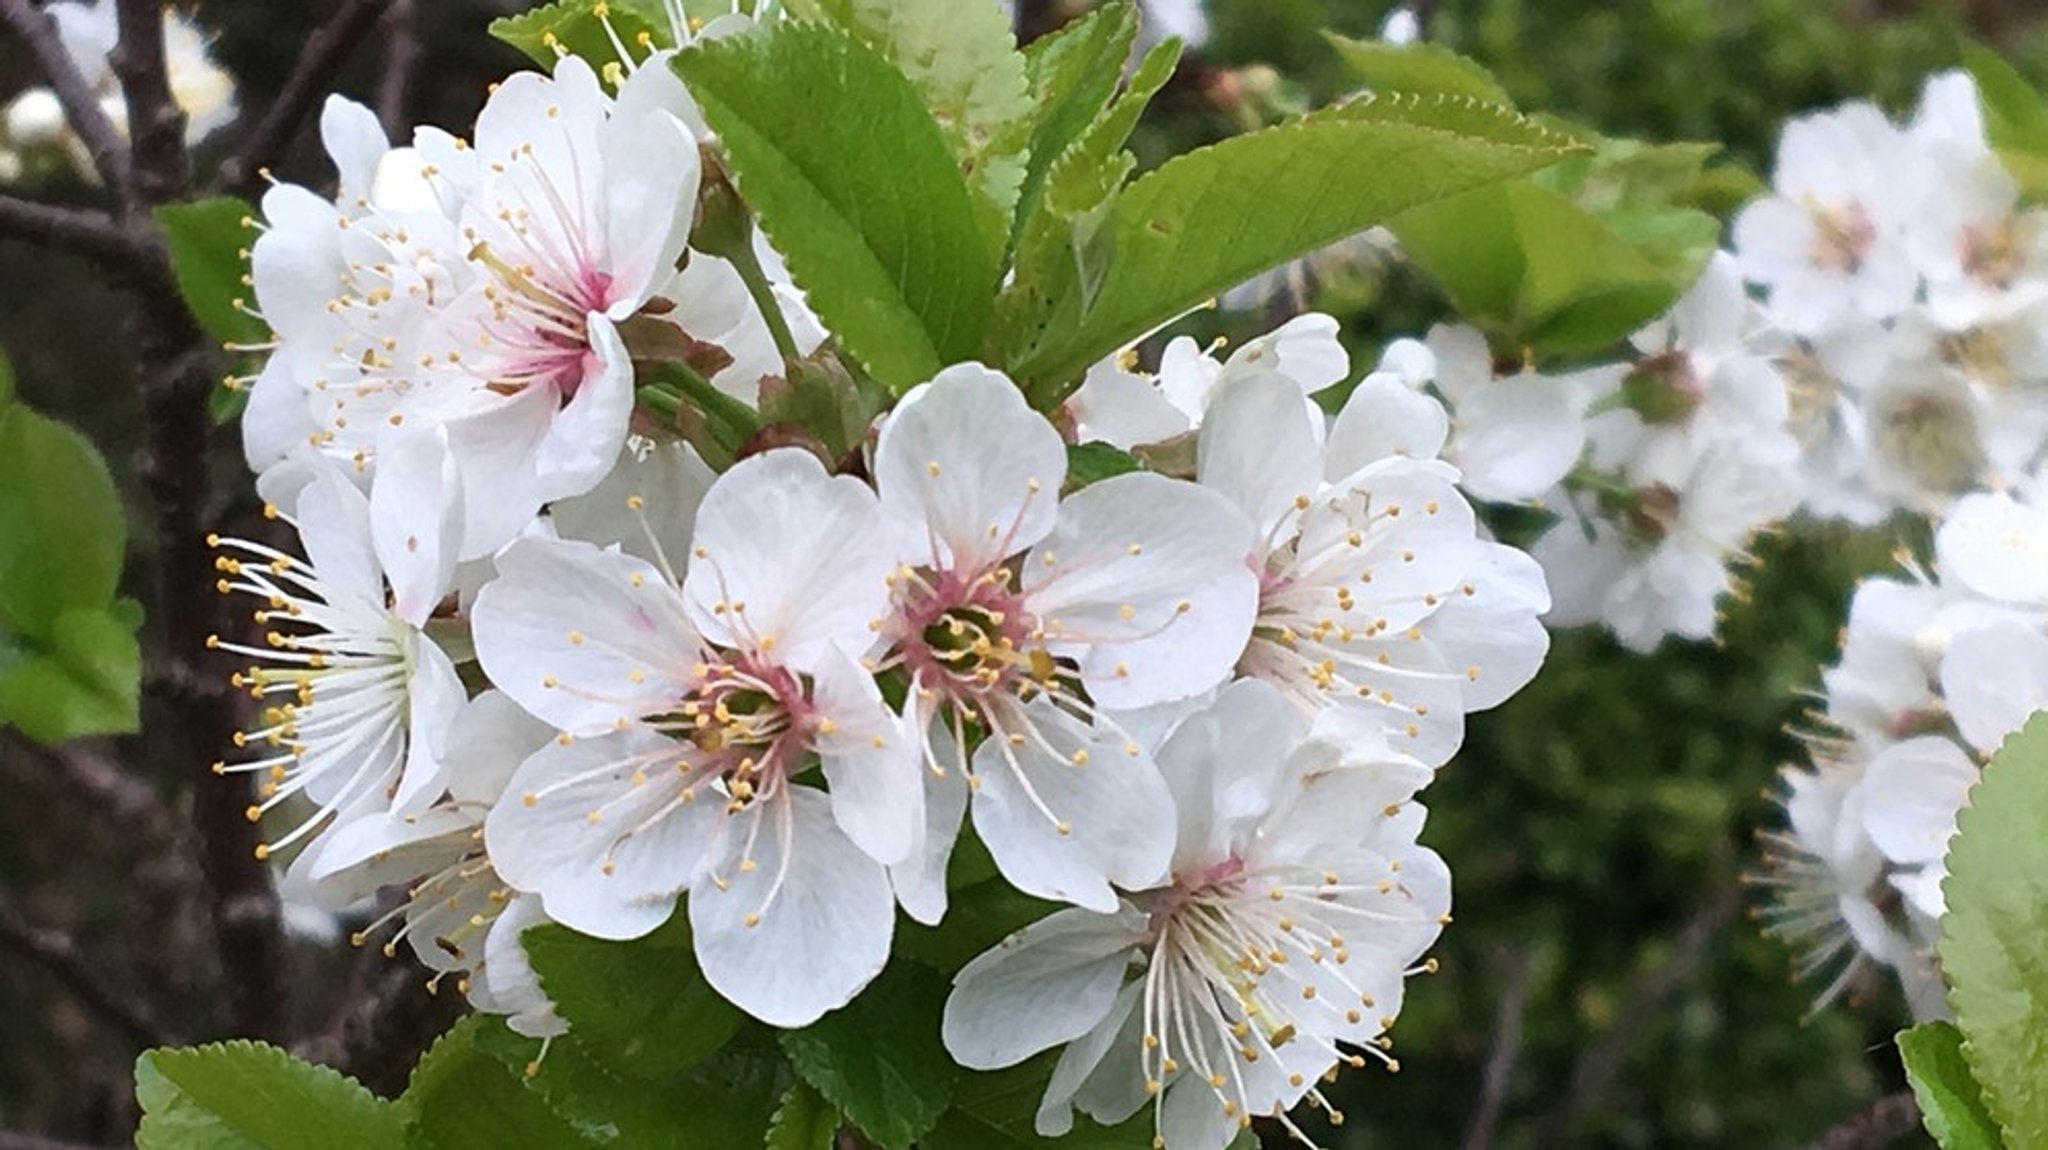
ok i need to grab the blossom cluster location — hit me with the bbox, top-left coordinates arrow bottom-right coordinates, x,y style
214,24 -> 1556,1147
1760,481 -> 2048,1017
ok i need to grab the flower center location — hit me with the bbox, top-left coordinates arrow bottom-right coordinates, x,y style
891,565 -> 1047,704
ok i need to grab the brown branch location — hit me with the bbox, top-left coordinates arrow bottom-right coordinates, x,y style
217,0 -> 394,194
0,193 -> 171,282
0,893 -> 179,1049
1528,880 -> 1745,1143
0,732 -> 167,831
109,0 -> 288,1043
375,0 -> 420,139
1459,947 -> 1535,1150
1803,1091 -> 1923,1150
0,0 -> 131,195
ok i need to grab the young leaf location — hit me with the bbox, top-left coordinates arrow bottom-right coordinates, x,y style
489,1 -> 667,69
401,1018 -> 599,1150
1900,1022 -> 2006,1150
779,962 -> 959,1150
1940,712 -> 2048,1148
0,400 -> 127,641
135,1041 -> 403,1150
1014,3 -> 1142,243
996,96 -> 1581,400
1323,32 -> 1512,104
521,910 -> 745,1080
678,24 -> 1000,392
1063,442 -> 1144,494
0,602 -> 142,742
815,0 -> 1034,257
1963,42 -> 2048,155
925,1052 -> 1158,1150
155,197 -> 263,348
766,1081 -> 842,1150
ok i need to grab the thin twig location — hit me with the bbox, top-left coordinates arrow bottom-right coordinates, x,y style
217,0 -> 393,194
1459,947 -> 1535,1150
376,0 -> 420,139
1529,880 -> 1745,1143
1803,1091 -> 1923,1150
0,732 -> 167,831
110,0 -> 290,1043
0,893 -> 179,1049
0,194 -> 171,283
0,0 -> 131,195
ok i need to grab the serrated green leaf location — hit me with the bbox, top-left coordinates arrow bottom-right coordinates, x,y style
1324,32 -> 1511,103
0,603 -> 141,742
678,24 -> 999,392
1900,1022 -> 2006,1150
816,0 -> 1033,259
1013,3 -> 1141,244
489,1 -> 668,69
522,910 -> 744,1081
766,1081 -> 840,1150
894,876 -> 1059,975
996,96 -> 1580,399
135,1041 -> 403,1150
400,1018 -> 598,1150
155,197 -> 263,348
1940,712 -> 2048,1148
0,400 -> 126,640
780,963 -> 957,1150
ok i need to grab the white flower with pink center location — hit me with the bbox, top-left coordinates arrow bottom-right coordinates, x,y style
942,680 -> 1449,1150
473,449 -> 912,1026
1199,370 -> 1550,766
872,364 -> 1260,919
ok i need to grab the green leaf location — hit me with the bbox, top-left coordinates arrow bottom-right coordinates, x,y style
925,1053 -> 1158,1150
155,197 -> 263,348
780,963 -> 958,1150
816,0 -> 1034,258
0,400 -> 127,639
894,876 -> 1059,975
522,910 -> 744,1081
1014,3 -> 1141,243
1900,1022 -> 2006,1150
0,602 -> 142,742
1063,442 -> 1146,494
678,24 -> 1000,392
135,1041 -> 403,1150
401,1018 -> 598,1150
1940,712 -> 2048,1148
489,1 -> 667,69
1323,32 -> 1511,103
765,1081 -> 841,1150
1963,42 -> 2048,155
996,96 -> 1581,400
0,346 -> 15,406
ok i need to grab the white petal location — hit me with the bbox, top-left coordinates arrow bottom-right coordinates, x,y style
875,364 -> 1066,571
472,535 -> 696,734
533,314 -> 635,496
1861,736 -> 1978,867
291,461 -> 383,607
1419,540 -> 1552,711
442,689 -> 555,807
1196,371 -> 1323,542
942,904 -> 1146,1069
320,96 -> 388,207
1939,620 -> 2048,754
548,436 -> 715,569
482,894 -> 568,1038
394,633 -> 466,814
971,700 -> 1177,911
890,716 -> 971,926
1937,491 -> 2048,605
814,649 -> 923,867
1066,358 -> 1190,449
1034,981 -> 1144,1137
1152,679 -> 1298,874
689,788 -> 894,1027
1453,371 -> 1593,503
485,729 -> 717,940
1026,473 -> 1259,710
370,424 -> 463,625
1326,373 -> 1450,475
684,449 -> 894,670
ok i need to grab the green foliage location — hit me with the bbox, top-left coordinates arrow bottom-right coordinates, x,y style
1014,4 -> 1142,249
1963,42 -> 2048,200
1940,712 -> 2048,1148
817,0 -> 1035,256
155,197 -> 263,348
1392,133 -> 1720,356
489,1 -> 667,69
1325,31 -> 1511,102
924,1053 -> 1156,1150
1062,442 -> 1145,493
678,24 -> 1001,393
1900,1022 -> 2006,1150
135,1041 -> 403,1150
0,373 -> 141,743
402,1018 -> 600,1150
780,963 -> 958,1150
996,95 -> 1582,400
765,1082 -> 840,1150
522,910 -> 744,1080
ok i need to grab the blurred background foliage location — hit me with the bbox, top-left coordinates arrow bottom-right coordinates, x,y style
2,0 -> 2043,1146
